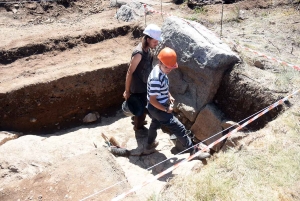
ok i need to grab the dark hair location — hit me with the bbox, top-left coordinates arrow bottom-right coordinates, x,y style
142,35 -> 153,49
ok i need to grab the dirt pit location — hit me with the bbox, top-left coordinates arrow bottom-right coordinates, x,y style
0,0 -> 299,200
0,22 -> 143,133
1,0 -> 299,134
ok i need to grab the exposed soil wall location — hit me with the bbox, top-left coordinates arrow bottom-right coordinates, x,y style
214,63 -> 285,130
0,64 -> 128,133
0,18 -> 143,134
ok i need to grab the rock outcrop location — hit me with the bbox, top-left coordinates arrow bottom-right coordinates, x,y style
160,16 -> 240,123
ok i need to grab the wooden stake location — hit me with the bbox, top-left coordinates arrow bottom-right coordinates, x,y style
220,1 -> 224,39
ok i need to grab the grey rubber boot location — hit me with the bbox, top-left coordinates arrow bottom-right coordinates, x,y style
110,147 -> 131,157
191,146 -> 211,160
185,130 -> 211,157
143,140 -> 159,155
175,138 -> 193,154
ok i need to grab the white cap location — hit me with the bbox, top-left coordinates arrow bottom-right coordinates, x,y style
143,24 -> 163,42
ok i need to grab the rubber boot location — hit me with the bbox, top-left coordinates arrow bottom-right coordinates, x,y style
185,130 -> 211,153
191,146 -> 211,160
175,136 -> 193,154
143,140 -> 159,155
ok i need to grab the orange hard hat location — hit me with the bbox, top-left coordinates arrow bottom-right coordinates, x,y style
157,47 -> 178,69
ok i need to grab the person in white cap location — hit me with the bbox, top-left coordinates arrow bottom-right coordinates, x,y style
123,24 -> 163,132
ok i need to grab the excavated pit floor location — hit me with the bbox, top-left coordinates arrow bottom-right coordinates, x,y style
0,4 -> 212,200
0,5 -> 191,200
0,11 -> 145,133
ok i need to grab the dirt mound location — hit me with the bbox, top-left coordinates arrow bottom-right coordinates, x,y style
0,148 -> 137,201
1,0 -> 106,23
0,25 -> 140,64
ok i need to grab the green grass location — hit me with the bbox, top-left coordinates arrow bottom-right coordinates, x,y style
261,11 -> 269,17
194,6 -> 208,14
184,16 -> 198,21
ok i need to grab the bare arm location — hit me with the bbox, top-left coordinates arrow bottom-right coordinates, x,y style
149,95 -> 173,113
168,92 -> 175,104
123,54 -> 142,100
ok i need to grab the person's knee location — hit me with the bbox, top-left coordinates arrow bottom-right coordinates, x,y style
170,116 -> 184,126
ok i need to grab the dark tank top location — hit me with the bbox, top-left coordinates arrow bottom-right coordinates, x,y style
130,43 -> 153,93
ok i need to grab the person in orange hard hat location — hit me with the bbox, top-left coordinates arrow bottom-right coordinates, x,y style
144,47 -> 211,160
123,24 -> 163,132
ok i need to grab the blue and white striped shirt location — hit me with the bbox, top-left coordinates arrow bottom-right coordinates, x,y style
147,65 -> 169,104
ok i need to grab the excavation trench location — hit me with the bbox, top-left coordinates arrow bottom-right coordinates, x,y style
0,25 -> 142,65
0,26 -> 284,135
0,66 -> 129,133
0,24 -> 143,134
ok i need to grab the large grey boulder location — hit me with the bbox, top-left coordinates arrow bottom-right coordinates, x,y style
112,0 -> 145,21
115,5 -> 138,22
110,0 -> 144,10
110,0 -> 127,7
160,16 -> 240,122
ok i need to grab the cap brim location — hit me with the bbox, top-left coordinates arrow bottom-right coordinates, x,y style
157,36 -> 163,42
151,35 -> 163,42
143,32 -> 163,42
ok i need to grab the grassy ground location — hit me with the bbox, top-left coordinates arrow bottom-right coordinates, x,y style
156,100 -> 300,200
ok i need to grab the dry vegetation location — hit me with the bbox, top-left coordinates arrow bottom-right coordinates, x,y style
147,1 -> 300,201
156,103 -> 300,200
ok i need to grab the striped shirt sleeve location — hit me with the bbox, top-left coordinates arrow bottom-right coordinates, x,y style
147,65 -> 169,104
148,79 -> 161,96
